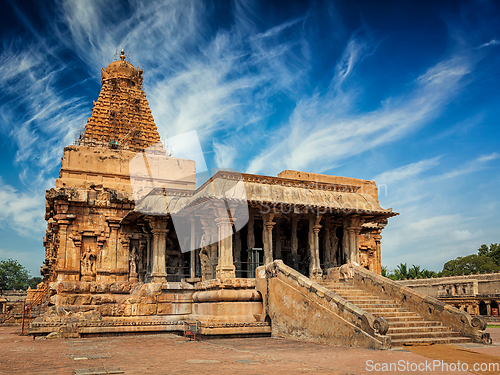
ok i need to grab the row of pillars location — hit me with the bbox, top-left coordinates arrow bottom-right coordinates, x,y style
455,301 -> 500,316
148,210 -> 367,282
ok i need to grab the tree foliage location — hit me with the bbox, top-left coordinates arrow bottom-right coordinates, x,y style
438,243 -> 500,276
478,243 -> 500,264
440,254 -> 500,276
28,277 -> 43,289
384,263 -> 437,280
0,259 -> 32,290
383,243 -> 500,279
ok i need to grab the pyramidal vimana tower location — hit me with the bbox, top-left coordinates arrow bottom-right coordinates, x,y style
30,51 -> 489,349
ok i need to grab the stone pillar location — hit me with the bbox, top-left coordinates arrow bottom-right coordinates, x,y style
274,217 -> 282,260
199,219 -> 214,281
247,211 -> 255,249
96,217 -> 119,281
215,208 -> 236,279
473,302 -> 479,316
342,219 -> 349,265
373,230 -> 382,275
234,230 -> 241,276
56,222 -> 68,274
56,217 -> 79,281
120,235 -> 131,282
291,216 -> 298,270
149,218 -> 168,283
309,216 -> 323,279
487,302 -> 492,316
263,213 -> 275,265
108,217 -> 121,280
146,234 -> 151,276
210,232 -> 218,279
323,219 -> 331,268
345,216 -> 364,263
190,219 -> 196,279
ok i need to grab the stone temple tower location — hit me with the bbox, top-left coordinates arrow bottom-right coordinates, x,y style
80,49 -> 160,152
41,51 -> 195,283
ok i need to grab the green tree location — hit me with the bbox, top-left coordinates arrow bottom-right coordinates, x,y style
0,259 -> 31,290
478,243 -> 500,265
381,266 -> 389,277
421,269 -> 438,278
439,254 -> 500,277
382,264 -> 438,280
393,263 -> 409,280
28,277 -> 43,289
408,265 -> 422,279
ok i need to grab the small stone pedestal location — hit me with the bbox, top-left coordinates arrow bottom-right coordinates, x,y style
129,272 -> 139,282
81,272 -> 95,282
150,272 -> 168,283
192,278 -> 270,335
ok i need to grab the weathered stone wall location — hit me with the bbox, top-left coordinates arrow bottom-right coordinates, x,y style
2,290 -> 27,304
397,273 -> 500,297
278,170 -> 380,201
57,145 -> 196,193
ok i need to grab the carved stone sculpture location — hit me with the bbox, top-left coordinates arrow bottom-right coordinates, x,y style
339,261 -> 359,280
199,248 -> 211,281
130,246 -> 138,275
81,245 -> 96,281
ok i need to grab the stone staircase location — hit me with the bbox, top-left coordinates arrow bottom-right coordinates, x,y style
319,281 -> 472,346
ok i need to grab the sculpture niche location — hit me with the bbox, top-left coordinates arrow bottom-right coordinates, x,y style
129,246 -> 139,282
81,245 -> 96,282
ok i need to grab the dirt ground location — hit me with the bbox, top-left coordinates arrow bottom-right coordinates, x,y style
1,326 -> 500,375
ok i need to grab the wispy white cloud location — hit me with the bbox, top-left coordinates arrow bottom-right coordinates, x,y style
0,42 -> 89,183
378,150 -> 500,271
479,39 -> 500,48
55,0 -> 310,149
373,156 -> 441,185
213,140 -> 237,170
333,34 -> 373,91
430,152 -> 499,181
382,212 -> 486,271
477,152 -> 500,163
246,50 -> 472,175
0,178 -> 45,237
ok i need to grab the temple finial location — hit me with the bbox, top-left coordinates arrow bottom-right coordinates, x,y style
120,49 -> 125,61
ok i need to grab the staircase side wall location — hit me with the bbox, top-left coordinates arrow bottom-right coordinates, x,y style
257,261 -> 389,349
353,267 -> 491,345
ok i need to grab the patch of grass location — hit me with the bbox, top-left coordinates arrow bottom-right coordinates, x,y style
486,324 -> 500,328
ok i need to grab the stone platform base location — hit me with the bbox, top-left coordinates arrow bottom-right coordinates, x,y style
29,278 -> 269,339
30,319 -> 271,338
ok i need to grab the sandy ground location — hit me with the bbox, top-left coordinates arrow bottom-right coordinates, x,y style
1,326 -> 500,375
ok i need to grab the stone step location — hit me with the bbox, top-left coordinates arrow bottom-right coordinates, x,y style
389,330 -> 462,341
383,315 -> 426,322
319,280 -> 473,348
363,307 -> 412,314
372,311 -> 422,318
319,282 -> 355,287
340,297 -> 393,302
325,286 -> 368,293
347,301 -> 399,306
391,336 -> 472,347
388,326 -> 451,334
388,320 -> 442,328
331,291 -> 374,297
357,304 -> 404,310
337,295 -> 383,300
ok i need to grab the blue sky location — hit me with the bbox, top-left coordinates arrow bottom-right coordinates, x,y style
0,0 -> 499,276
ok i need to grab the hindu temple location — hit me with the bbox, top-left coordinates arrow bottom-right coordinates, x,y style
29,52 -> 491,348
